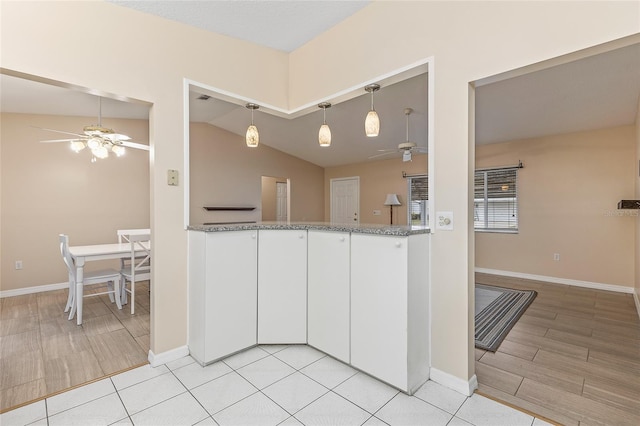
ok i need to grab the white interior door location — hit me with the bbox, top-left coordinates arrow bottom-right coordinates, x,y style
276,182 -> 288,221
330,177 -> 359,225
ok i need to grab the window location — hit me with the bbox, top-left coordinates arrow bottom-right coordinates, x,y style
407,175 -> 428,226
474,168 -> 518,232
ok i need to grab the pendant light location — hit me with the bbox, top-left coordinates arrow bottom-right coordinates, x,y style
364,83 -> 380,137
318,102 -> 332,147
245,103 -> 260,147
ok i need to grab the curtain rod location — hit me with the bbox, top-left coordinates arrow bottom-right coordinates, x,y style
402,172 -> 427,178
402,160 -> 523,178
476,160 -> 523,172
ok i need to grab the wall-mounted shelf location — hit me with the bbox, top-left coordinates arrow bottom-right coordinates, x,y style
617,200 -> 640,209
203,206 -> 256,211
203,221 -> 256,225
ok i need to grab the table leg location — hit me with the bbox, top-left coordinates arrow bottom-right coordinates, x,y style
75,259 -> 85,325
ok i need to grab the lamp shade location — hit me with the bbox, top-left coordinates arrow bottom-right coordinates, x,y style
384,193 -> 401,206
70,140 -> 86,153
365,110 -> 380,137
245,103 -> 260,147
318,124 -> 331,147
318,102 -> 332,147
246,124 -> 259,147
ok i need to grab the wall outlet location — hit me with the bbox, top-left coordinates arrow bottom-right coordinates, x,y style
553,253 -> 560,261
15,260 -> 23,270
373,210 -> 381,216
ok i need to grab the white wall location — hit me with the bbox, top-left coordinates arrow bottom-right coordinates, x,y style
2,0 -> 638,386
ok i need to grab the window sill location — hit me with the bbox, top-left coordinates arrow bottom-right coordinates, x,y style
474,229 -> 519,234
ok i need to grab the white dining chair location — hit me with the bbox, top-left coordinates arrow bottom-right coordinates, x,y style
117,228 -> 151,268
59,234 -> 122,324
120,233 -> 151,314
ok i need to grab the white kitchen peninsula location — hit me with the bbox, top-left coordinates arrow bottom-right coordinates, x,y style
187,222 -> 430,394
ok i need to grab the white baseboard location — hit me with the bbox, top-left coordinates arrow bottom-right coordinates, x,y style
475,268 -> 634,294
634,290 -> 640,321
148,345 -> 190,367
430,367 -> 478,397
0,282 -> 68,298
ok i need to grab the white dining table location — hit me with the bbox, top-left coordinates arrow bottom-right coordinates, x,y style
69,241 -> 151,325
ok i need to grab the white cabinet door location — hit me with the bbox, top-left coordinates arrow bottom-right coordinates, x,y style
308,231 -> 350,363
351,234 -> 408,389
189,230 -> 258,364
204,231 -> 257,361
258,230 -> 307,343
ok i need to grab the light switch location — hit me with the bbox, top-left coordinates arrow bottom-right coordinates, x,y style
436,211 -> 454,230
373,210 -> 381,216
167,169 -> 179,186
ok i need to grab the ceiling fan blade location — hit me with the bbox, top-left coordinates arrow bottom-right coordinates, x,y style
102,133 -> 131,142
368,151 -> 396,159
121,141 -> 150,151
39,138 -> 79,143
30,126 -> 85,138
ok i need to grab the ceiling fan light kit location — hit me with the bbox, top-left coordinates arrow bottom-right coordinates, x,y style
364,83 -> 380,137
37,97 -> 149,162
318,102 -> 332,147
245,103 -> 260,147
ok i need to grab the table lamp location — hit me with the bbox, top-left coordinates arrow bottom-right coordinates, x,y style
384,194 -> 401,225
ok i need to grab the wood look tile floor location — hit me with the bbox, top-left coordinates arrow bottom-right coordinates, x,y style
475,273 -> 640,426
0,282 -> 150,412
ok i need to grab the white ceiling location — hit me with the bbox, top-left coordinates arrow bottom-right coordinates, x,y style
1,2 -> 638,168
108,0 -> 371,53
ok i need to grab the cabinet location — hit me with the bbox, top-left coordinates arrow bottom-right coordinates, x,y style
350,233 -> 429,393
307,231 -> 350,363
188,230 -> 258,364
258,230 -> 308,343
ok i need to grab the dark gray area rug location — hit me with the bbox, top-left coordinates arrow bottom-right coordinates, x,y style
475,283 -> 537,352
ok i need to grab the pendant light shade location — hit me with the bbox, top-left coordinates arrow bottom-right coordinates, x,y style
318,102 -> 332,147
364,84 -> 380,137
245,103 -> 260,147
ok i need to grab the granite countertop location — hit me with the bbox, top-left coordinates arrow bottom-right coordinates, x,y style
188,221 -> 430,236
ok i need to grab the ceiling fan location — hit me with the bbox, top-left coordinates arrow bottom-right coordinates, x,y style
369,107 -> 427,162
36,97 -> 149,162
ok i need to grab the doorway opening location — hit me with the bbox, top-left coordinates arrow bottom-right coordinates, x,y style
261,176 -> 290,222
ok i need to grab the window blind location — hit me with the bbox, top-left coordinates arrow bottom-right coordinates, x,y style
410,176 -> 428,201
408,176 -> 428,226
474,168 -> 518,231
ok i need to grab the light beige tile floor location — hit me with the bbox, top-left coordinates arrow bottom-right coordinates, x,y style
0,281 -> 150,412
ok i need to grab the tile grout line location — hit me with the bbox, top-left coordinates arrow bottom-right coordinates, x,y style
110,376 -> 134,425
166,367 -> 217,425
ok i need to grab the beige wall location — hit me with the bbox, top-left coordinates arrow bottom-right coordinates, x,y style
1,113 -> 150,292
2,0 -> 638,384
290,1 -> 638,382
189,123 -> 323,225
324,154 -> 427,225
476,126 -> 636,288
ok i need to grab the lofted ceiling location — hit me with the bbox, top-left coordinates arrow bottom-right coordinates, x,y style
107,0 -> 371,53
1,1 -> 638,168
